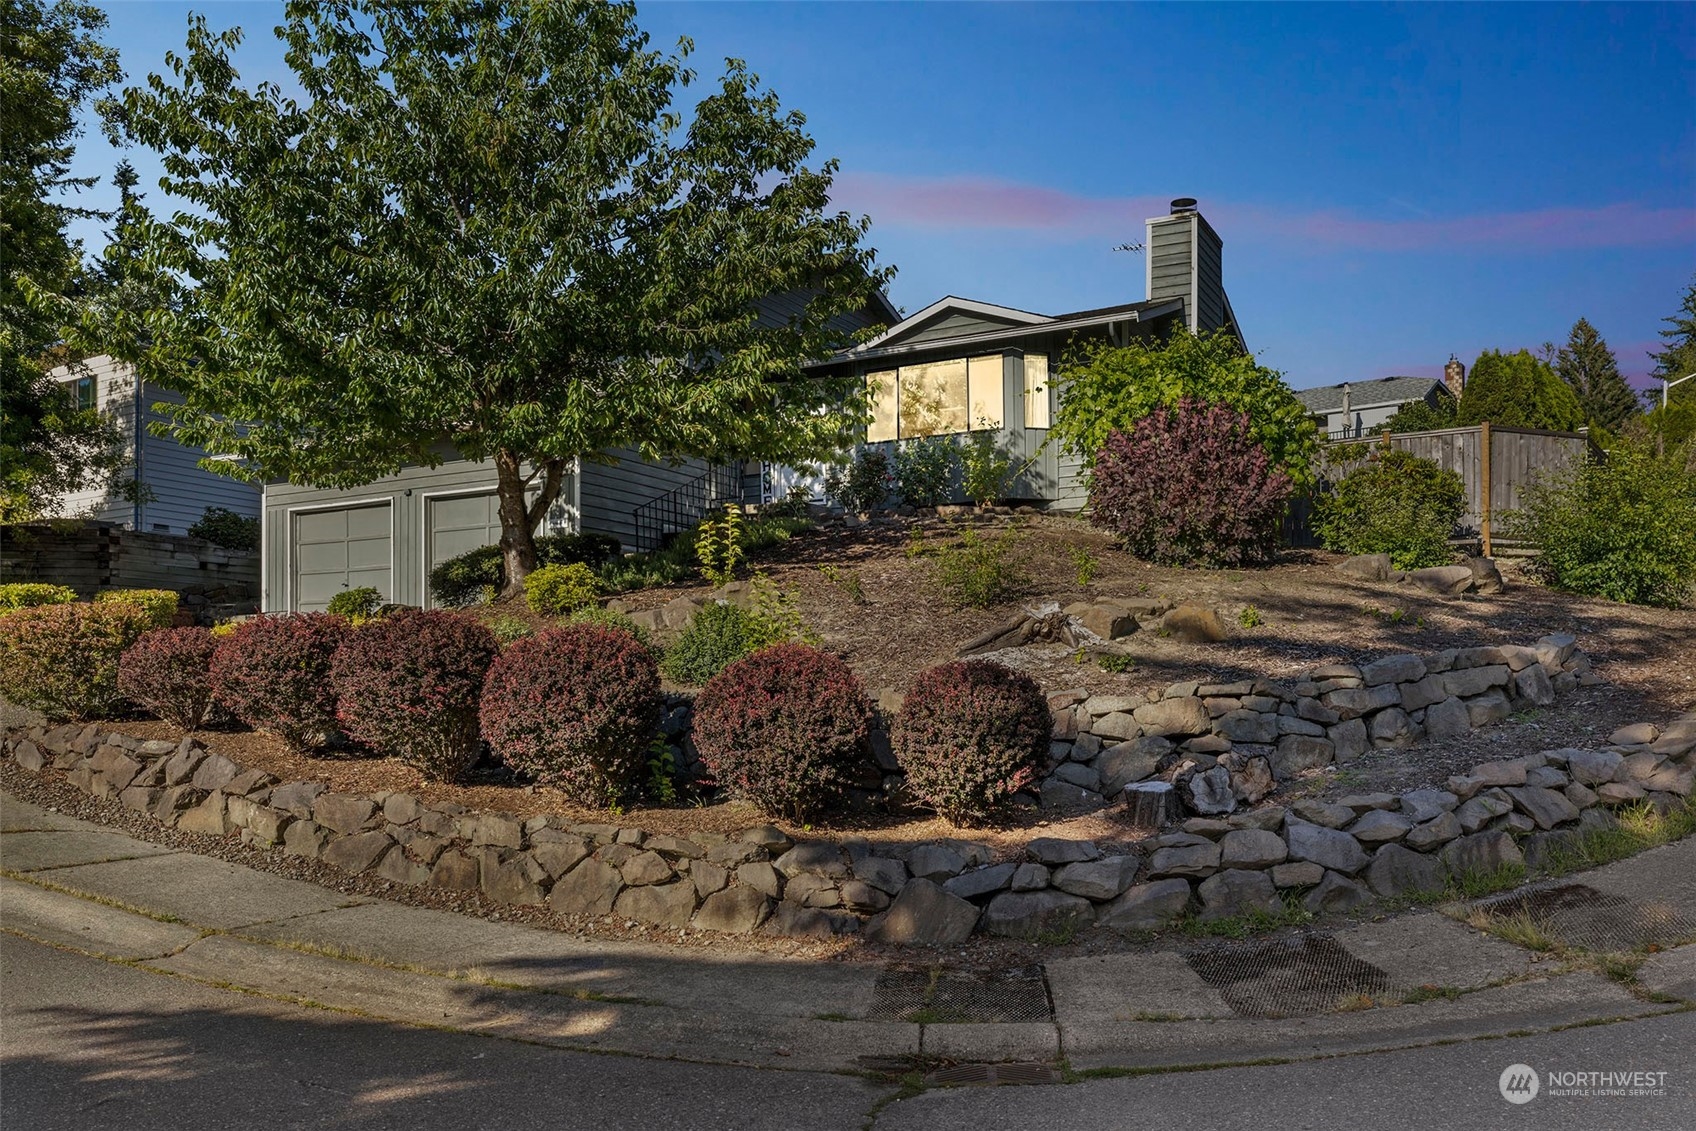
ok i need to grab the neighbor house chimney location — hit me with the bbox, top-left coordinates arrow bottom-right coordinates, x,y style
1444,354 -> 1466,398
1146,198 -> 1230,337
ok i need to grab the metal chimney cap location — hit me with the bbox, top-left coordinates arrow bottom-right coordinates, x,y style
1170,197 -> 1198,214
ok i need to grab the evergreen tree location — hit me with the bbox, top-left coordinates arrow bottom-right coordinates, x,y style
1555,318 -> 1638,430
1649,275 -> 1696,404
1455,350 -> 1586,432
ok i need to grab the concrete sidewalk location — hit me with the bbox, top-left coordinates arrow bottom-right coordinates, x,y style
3,790 -> 1691,1075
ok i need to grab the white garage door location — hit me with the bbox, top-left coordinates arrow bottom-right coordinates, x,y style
427,492 -> 504,606
292,503 -> 392,612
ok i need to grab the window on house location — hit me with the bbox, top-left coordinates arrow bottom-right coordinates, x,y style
70,375 -> 97,412
1024,354 -> 1050,429
864,354 -> 1005,441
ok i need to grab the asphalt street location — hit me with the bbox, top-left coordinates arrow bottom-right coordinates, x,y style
5,931 -> 1692,1131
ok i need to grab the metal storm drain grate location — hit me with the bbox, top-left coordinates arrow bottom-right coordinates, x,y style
926,1062 -> 1063,1087
1185,934 -> 1401,1018
867,963 -> 1054,1023
1470,883 -> 1696,953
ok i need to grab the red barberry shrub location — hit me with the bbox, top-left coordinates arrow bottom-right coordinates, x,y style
210,613 -> 350,751
0,602 -> 155,721
479,624 -> 662,806
691,643 -> 875,822
1090,398 -> 1293,567
893,659 -> 1049,825
331,609 -> 499,781
119,627 -> 219,729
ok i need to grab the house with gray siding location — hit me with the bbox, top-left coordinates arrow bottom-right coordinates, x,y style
261,290 -> 899,613
1294,375 -> 1452,440
44,354 -> 261,534
779,199 -> 1242,509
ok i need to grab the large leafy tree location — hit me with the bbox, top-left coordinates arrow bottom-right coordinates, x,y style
1379,392 -> 1457,434
1051,327 -> 1319,485
1455,349 -> 1586,432
0,0 -> 123,521
85,1 -> 890,587
1555,318 -> 1637,431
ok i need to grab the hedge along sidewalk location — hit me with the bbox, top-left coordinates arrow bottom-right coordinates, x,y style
5,698 -> 1694,947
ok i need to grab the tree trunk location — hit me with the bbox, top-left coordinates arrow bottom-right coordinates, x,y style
493,451 -> 569,598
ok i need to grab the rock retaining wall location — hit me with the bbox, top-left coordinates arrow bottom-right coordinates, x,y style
7,701 -> 1692,945
1037,634 -> 1599,814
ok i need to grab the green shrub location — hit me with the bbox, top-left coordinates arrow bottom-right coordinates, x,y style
1456,349 -> 1586,431
429,545 -> 503,607
429,531 -> 623,607
691,644 -> 874,822
1505,444 -> 1696,607
893,436 -> 957,507
524,562 -> 601,615
0,583 -> 77,613
0,602 -> 156,720
893,659 -> 1050,825
661,580 -> 809,685
1313,448 -> 1466,570
960,428 -> 1012,506
931,527 -> 1028,608
486,614 -> 533,644
325,586 -> 384,622
696,503 -> 744,586
742,515 -> 813,556
188,506 -> 260,551
824,448 -> 892,512
96,588 -> 179,628
210,613 -> 351,751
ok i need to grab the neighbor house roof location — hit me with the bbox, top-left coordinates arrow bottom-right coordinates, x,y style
1293,376 -> 1447,414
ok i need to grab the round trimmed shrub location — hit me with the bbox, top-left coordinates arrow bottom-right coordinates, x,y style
479,624 -> 662,805
331,609 -> 498,781
210,613 -> 351,751
96,588 -> 179,628
524,561 -> 600,615
691,644 -> 875,822
325,586 -> 384,622
1314,447 -> 1465,570
1089,398 -> 1293,567
0,602 -> 155,720
119,627 -> 219,729
0,583 -> 78,613
893,659 -> 1050,826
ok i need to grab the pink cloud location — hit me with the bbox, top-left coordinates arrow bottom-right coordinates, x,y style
831,172 -> 1695,253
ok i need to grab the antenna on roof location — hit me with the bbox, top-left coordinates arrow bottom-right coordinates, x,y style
1111,242 -> 1144,254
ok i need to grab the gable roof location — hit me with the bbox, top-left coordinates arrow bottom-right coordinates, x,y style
1293,376 -> 1447,414
828,295 -> 1184,366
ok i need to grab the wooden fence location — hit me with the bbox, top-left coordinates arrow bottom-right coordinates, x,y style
1287,424 -> 1592,553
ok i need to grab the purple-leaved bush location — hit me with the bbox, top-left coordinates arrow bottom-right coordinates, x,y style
1089,398 -> 1292,567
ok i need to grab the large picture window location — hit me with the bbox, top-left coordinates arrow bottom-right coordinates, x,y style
864,354 -> 1004,441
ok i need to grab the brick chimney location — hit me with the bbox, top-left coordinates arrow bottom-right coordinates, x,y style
1444,354 -> 1466,398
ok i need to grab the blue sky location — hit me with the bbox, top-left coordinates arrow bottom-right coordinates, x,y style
65,1 -> 1696,389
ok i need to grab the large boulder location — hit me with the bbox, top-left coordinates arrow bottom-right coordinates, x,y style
865,879 -> 980,946
1365,843 -> 1448,898
1219,828 -> 1288,869
982,889 -> 1095,939
1335,553 -> 1392,582
1097,737 -> 1168,794
1284,820 -> 1369,875
1096,879 -> 1193,932
1133,696 -> 1212,737
1197,869 -> 1280,921
1182,765 -> 1237,816
692,886 -> 771,934
1052,856 -> 1141,901
1407,565 -> 1474,595
1442,831 -> 1525,878
1161,605 -> 1229,643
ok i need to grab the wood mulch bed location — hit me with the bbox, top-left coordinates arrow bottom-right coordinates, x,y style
94,512 -> 1696,852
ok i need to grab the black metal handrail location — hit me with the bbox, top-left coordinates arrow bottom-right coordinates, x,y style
631,462 -> 742,553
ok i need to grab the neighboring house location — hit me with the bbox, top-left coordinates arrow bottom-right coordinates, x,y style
45,354 -> 261,535
1294,374 -> 1454,440
778,198 -> 1242,509
261,290 -> 899,613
